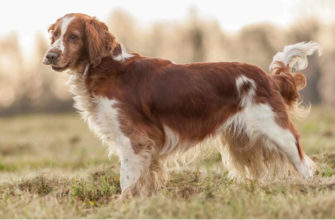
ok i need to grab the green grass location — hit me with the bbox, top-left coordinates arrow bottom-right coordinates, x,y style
0,107 -> 334,218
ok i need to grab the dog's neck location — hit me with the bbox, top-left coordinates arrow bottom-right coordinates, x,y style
67,63 -> 96,122
69,58 -> 90,75
69,43 -> 133,76
67,43 -> 137,105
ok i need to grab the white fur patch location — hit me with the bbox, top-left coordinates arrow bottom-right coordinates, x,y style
160,125 -> 192,155
113,44 -> 133,62
160,126 -> 180,155
224,103 -> 283,147
50,16 -> 74,53
235,75 -> 256,107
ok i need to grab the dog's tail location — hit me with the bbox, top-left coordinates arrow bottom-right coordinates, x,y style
269,42 -> 322,116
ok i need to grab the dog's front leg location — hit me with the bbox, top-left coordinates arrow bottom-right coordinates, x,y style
117,138 -> 146,195
116,135 -> 164,198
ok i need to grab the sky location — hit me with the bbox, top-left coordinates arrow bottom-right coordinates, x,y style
0,0 -> 334,55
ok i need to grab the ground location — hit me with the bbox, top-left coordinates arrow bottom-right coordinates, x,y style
0,107 -> 334,218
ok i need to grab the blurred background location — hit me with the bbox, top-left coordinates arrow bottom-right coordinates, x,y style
0,0 -> 334,115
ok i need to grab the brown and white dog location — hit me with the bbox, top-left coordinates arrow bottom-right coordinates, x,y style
43,13 -> 321,196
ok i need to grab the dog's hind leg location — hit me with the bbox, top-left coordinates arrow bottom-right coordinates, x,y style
271,119 -> 315,179
249,103 -> 315,179
222,102 -> 314,179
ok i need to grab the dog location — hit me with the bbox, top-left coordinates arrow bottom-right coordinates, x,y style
43,13 -> 321,196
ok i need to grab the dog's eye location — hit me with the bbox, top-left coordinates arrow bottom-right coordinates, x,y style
53,32 -> 58,38
69,34 -> 78,41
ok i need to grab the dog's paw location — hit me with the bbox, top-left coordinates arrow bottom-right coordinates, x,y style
298,155 -> 315,179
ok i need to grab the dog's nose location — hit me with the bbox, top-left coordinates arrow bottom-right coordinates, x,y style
46,52 -> 59,63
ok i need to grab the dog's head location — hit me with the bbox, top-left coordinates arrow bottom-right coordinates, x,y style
43,13 -> 119,72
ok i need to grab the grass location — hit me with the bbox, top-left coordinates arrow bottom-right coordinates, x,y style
0,107 -> 334,218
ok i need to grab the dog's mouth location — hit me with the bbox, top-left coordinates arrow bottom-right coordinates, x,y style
51,63 -> 70,72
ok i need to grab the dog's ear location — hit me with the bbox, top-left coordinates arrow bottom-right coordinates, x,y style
48,19 -> 60,43
85,17 -> 118,67
48,17 -> 61,33
48,22 -> 56,33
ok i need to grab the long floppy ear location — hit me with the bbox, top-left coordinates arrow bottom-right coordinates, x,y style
48,23 -> 56,33
48,17 -> 62,33
85,17 -> 118,67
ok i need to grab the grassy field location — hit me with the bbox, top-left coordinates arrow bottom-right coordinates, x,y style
0,107 -> 334,218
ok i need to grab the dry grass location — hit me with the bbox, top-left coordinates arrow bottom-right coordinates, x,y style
0,107 -> 334,218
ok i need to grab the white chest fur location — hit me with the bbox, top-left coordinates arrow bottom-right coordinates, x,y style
67,74 -> 127,157
67,74 -> 146,191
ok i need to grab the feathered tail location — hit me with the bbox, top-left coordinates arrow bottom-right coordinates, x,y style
269,41 -> 322,73
269,42 -> 322,115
